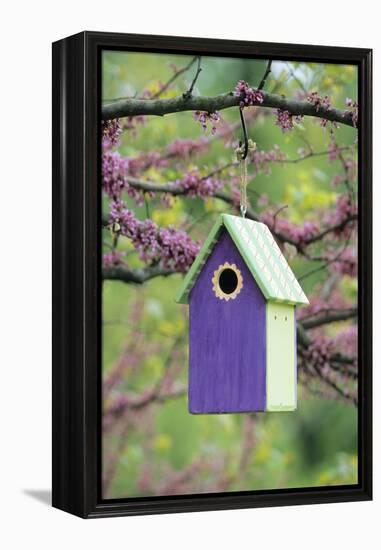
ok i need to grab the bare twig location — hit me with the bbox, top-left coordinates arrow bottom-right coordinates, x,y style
286,62 -> 308,94
274,145 -> 354,164
183,56 -> 202,99
258,60 -> 273,90
151,56 -> 199,99
103,56 -> 199,103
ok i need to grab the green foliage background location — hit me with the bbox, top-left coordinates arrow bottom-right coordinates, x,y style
102,51 -> 358,498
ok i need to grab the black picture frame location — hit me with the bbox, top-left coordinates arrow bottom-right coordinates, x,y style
52,31 -> 372,519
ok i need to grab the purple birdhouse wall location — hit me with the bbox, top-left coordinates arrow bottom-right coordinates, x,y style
189,230 -> 266,413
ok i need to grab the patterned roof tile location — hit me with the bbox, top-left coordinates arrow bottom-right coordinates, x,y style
175,213 -> 309,305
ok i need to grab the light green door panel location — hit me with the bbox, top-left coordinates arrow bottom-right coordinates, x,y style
266,302 -> 296,411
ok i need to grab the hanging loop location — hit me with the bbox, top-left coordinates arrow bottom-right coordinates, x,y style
235,108 -> 256,218
239,158 -> 248,218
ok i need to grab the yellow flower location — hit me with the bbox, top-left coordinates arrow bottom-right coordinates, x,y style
153,434 -> 172,452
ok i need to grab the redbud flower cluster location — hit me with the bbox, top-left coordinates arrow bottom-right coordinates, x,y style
102,150 -> 145,205
334,325 -> 357,358
102,119 -> 122,149
103,250 -> 124,268
297,292 -> 350,321
299,329 -> 357,380
234,80 -> 264,108
260,211 -> 319,245
300,336 -> 335,375
307,91 -> 332,111
345,98 -> 358,127
193,111 -> 220,134
329,247 -> 357,278
306,92 -> 333,127
167,138 -> 209,158
324,194 -> 357,238
108,200 -> 200,272
274,109 -> 303,132
251,145 -> 286,175
176,170 -> 223,197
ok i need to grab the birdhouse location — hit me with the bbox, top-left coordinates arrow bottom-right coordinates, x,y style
176,214 -> 309,414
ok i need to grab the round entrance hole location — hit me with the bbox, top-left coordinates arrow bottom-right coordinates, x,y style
212,262 -> 243,301
218,268 -> 239,295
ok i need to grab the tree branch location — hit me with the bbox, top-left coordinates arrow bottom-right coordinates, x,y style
102,89 -> 356,128
301,308 -> 357,329
297,323 -> 355,367
128,383 -> 187,410
108,174 -> 357,250
309,360 -> 357,406
304,214 -> 357,245
103,264 -> 176,284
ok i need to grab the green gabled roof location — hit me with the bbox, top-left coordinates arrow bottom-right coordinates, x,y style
175,214 -> 309,306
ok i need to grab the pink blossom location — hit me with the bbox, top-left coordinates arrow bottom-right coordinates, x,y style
274,109 -> 303,132
176,169 -> 223,197
307,91 -> 332,112
102,150 -> 145,205
324,195 -> 357,238
108,200 -> 200,272
126,151 -> 168,177
167,138 -> 209,157
193,111 -> 220,134
297,291 -> 350,320
234,80 -> 264,108
250,145 -> 286,175
345,98 -> 359,127
334,325 -> 358,358
122,115 -> 147,134
257,194 -> 269,207
300,336 -> 335,372
102,151 -> 129,198
331,174 -> 345,187
329,247 -> 357,278
102,119 -> 122,150
103,250 -> 124,268
260,211 -> 319,246
328,140 -> 341,161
